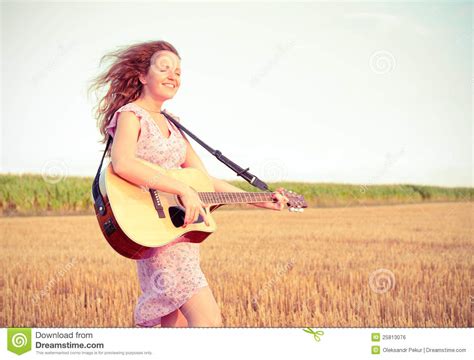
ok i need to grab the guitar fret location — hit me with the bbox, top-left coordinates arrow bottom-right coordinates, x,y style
197,191 -> 276,205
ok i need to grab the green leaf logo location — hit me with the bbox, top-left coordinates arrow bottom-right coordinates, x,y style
372,345 -> 381,355
7,328 -> 32,355
371,332 -> 380,342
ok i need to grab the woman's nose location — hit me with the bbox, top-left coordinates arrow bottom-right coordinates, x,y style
166,74 -> 178,84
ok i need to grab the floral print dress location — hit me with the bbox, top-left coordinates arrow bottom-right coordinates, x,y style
106,102 -> 209,327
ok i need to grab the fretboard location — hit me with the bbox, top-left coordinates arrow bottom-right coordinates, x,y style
198,192 -> 274,205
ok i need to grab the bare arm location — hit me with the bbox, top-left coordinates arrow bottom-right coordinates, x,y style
110,111 -> 190,196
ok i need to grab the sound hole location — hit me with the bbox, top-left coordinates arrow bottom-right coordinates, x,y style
168,206 -> 205,227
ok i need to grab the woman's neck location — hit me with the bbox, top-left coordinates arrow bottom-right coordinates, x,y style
134,97 -> 164,113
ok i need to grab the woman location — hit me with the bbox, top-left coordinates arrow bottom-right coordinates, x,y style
89,40 -> 289,327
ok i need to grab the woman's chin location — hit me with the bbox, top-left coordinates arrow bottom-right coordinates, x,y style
156,93 -> 176,101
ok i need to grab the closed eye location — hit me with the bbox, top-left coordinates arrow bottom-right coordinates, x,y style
160,70 -> 181,76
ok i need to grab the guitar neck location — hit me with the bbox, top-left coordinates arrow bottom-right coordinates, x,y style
198,191 -> 274,206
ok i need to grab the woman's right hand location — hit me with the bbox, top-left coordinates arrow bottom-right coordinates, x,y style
179,186 -> 210,227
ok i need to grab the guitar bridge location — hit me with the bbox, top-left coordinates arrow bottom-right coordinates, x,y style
150,189 -> 166,218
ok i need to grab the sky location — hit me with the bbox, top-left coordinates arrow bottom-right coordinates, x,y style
1,0 -> 472,187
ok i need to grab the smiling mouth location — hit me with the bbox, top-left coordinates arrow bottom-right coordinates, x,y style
162,83 -> 176,89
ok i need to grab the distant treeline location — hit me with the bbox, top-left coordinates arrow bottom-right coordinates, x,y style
0,173 -> 472,216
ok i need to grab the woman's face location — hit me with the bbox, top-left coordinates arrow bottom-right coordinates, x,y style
139,50 -> 181,100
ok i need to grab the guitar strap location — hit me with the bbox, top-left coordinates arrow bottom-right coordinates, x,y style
92,109 -> 272,215
92,135 -> 112,216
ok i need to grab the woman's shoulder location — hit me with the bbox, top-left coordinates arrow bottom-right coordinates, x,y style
105,102 -> 146,138
117,102 -> 146,116
115,102 -> 150,124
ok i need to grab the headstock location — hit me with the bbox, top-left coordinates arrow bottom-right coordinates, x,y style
274,188 -> 308,212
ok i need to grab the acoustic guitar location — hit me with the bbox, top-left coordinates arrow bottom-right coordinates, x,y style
93,157 -> 307,259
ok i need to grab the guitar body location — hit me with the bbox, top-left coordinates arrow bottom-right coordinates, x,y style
93,158 -> 222,260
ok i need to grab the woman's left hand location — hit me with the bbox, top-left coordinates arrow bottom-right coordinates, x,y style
253,187 -> 290,211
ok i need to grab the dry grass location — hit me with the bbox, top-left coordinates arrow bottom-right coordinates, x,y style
1,202 -> 472,327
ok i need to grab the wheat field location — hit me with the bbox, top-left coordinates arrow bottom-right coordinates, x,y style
1,202 -> 472,327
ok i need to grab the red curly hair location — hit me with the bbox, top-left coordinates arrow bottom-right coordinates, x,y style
87,40 -> 181,157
